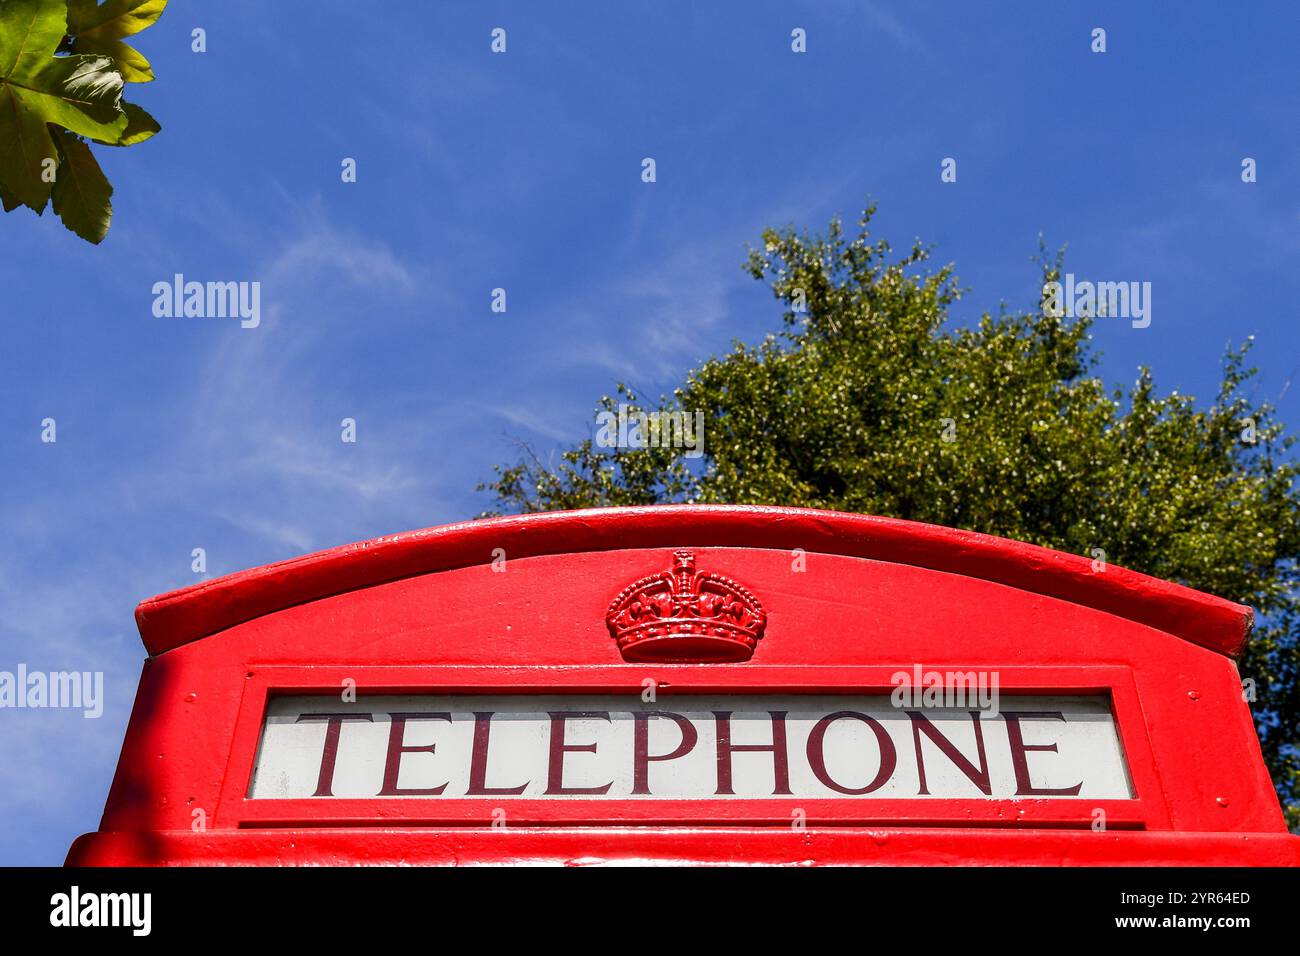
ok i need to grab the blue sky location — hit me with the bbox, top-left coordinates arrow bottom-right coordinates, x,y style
0,1 -> 1297,864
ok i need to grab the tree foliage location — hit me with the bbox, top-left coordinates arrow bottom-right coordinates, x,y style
0,0 -> 164,243
480,203 -> 1300,825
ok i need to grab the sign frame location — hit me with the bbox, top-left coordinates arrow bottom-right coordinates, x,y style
219,663 -> 1167,829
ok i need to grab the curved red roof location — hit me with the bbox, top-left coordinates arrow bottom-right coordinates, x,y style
134,505 -> 1253,658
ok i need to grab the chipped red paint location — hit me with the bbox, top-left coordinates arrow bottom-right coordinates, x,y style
67,505 -> 1300,866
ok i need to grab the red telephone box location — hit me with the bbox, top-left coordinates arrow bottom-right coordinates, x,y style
67,505 -> 1300,865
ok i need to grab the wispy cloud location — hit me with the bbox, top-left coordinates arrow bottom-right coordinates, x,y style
843,0 -> 936,58
164,208 -> 451,556
555,234 -> 746,381
0,204 -> 458,862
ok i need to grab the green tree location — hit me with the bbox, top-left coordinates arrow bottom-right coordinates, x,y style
480,203 -> 1300,825
0,0 -> 165,244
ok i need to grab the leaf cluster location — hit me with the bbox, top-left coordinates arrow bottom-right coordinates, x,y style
0,0 -> 165,243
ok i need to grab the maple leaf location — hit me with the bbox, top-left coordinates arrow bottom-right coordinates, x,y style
0,0 -> 164,243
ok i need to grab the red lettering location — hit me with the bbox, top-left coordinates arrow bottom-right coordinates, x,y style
807,711 -> 897,794
295,712 -> 373,797
908,711 -> 992,796
714,711 -> 792,795
545,712 -> 613,795
379,712 -> 452,796
632,712 -> 698,795
466,712 -> 530,795
1002,711 -> 1082,796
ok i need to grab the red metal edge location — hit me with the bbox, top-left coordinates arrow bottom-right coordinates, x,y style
133,506 -> 1253,659
66,828 -> 1300,867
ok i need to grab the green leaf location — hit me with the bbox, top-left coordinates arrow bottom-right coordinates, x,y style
68,0 -> 167,38
68,0 -> 167,82
0,81 -> 57,210
50,127 -> 112,243
111,100 -> 159,144
11,53 -> 126,138
0,177 -> 21,212
0,0 -> 163,241
90,99 -> 159,146
71,34 -> 152,82
0,0 -> 127,216
0,0 -> 68,74
0,0 -> 63,208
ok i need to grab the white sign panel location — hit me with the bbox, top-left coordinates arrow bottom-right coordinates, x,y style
249,694 -> 1132,800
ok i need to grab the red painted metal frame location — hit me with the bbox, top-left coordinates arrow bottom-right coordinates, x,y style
70,828 -> 1300,867
66,505 -> 1300,866
219,664 -> 1163,830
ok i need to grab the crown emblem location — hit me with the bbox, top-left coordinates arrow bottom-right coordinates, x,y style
605,550 -> 767,662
